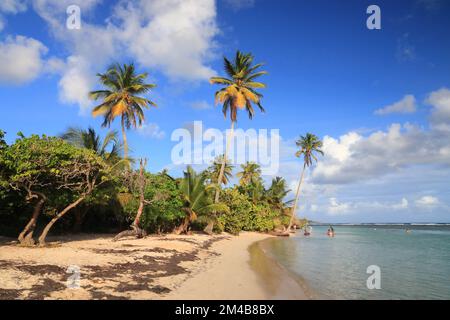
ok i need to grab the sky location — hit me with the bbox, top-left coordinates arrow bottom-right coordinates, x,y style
0,0 -> 449,223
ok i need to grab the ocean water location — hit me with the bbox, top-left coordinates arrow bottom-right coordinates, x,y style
263,225 -> 450,300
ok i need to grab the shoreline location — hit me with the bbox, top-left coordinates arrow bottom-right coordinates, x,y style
249,237 -> 311,300
0,232 -> 308,300
164,232 -> 309,300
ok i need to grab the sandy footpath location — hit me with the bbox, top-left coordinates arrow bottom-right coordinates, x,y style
0,232 -> 302,300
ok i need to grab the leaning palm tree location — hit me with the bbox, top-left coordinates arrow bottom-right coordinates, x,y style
287,133 -> 324,232
210,50 -> 267,202
61,126 -> 121,163
174,166 -> 229,235
206,155 -> 234,185
237,161 -> 262,186
89,63 -> 156,161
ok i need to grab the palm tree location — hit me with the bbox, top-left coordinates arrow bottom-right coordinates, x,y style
89,63 -> 156,161
206,155 -> 234,185
61,126 -> 121,163
210,50 -> 267,202
287,133 -> 324,231
174,166 -> 228,234
266,177 -> 292,211
237,161 -> 262,186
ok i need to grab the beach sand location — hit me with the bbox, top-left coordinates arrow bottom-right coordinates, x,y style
0,232 -> 307,300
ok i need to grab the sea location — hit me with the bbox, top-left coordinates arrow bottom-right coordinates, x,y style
262,224 -> 450,299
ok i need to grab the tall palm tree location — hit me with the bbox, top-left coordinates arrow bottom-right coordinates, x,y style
89,63 -> 156,161
287,133 -> 324,231
61,126 -> 121,163
174,166 -> 228,234
237,161 -> 262,186
206,155 -> 234,186
210,50 -> 267,202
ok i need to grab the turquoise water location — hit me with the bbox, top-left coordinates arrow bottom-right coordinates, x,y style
264,225 -> 450,300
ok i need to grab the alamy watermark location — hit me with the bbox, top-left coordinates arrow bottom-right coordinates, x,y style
66,5 -> 81,30
367,5 -> 381,30
171,121 -> 280,175
366,265 -> 381,289
66,265 -> 81,289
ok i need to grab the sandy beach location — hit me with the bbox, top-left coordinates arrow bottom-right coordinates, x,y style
0,232 -> 307,300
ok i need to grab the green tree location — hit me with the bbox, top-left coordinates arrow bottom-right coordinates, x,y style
174,166 -> 228,234
210,51 -> 267,203
37,147 -> 111,245
266,177 -> 292,211
61,126 -> 122,163
287,133 -> 324,231
237,161 -> 262,186
206,155 -> 234,186
89,63 -> 156,161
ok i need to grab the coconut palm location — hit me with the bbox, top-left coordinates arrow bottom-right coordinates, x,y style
206,155 -> 234,185
237,161 -> 262,186
210,50 -> 267,202
89,63 -> 156,161
174,166 -> 229,234
61,126 -> 121,163
287,133 -> 324,231
266,176 -> 292,211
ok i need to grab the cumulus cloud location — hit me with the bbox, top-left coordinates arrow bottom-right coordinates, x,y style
426,88 -> 450,131
137,122 -> 166,139
415,196 -> 439,207
0,35 -> 49,84
311,120 -> 450,185
0,0 -> 26,13
375,95 -> 417,115
276,88 -> 450,220
0,0 -> 27,31
28,0 -> 219,111
318,197 -> 409,216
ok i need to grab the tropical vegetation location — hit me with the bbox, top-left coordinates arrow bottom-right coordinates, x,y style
0,54 -> 318,246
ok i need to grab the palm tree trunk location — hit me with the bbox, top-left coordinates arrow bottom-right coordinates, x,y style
214,121 -> 235,203
287,163 -> 307,231
121,116 -> 128,161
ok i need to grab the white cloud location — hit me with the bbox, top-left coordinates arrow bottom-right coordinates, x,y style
274,88 -> 450,221
137,122 -> 166,139
323,197 -> 409,216
415,196 -> 439,207
0,0 -> 27,31
375,95 -> 417,115
393,198 -> 409,210
426,88 -> 450,131
28,0 -> 219,111
0,0 -> 27,14
190,100 -> 212,110
0,35 -> 48,84
57,55 -> 95,111
311,121 -> 450,184
327,197 -> 351,215
117,0 -> 218,81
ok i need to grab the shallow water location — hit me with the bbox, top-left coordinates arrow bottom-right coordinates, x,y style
263,225 -> 450,299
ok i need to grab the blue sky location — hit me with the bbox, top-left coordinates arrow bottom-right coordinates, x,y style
1,0 -> 450,222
